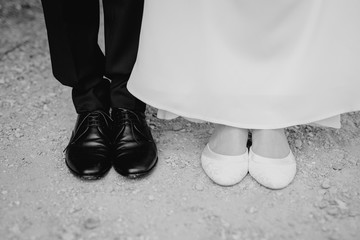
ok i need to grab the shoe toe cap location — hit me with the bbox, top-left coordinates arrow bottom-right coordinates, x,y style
65,148 -> 111,177
113,144 -> 158,176
201,154 -> 248,186
249,162 -> 296,189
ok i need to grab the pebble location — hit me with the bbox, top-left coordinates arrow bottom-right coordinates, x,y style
326,207 -> 339,216
321,179 -> 331,189
83,217 -> 101,230
246,207 -> 258,214
317,201 -> 328,209
69,207 -> 82,214
148,195 -> 155,201
14,131 -> 23,138
172,123 -> 183,131
1,190 -> 8,195
335,199 -> 347,210
295,139 -> 303,148
194,182 -> 204,191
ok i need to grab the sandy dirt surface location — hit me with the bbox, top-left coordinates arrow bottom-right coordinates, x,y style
1,3 -> 360,240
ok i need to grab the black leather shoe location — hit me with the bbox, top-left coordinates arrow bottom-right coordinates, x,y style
111,108 -> 158,177
65,110 -> 113,179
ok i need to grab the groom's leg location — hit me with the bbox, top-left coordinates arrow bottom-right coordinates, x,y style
41,0 -> 110,113
103,0 -> 146,112
41,0 -> 112,179
102,0 -> 157,177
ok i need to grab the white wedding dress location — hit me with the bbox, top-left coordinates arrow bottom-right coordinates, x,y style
128,0 -> 360,129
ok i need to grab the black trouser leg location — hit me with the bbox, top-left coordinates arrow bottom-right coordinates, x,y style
103,0 -> 146,112
41,0 -> 110,113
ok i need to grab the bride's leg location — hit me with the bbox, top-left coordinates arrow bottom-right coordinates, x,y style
208,124 -> 248,155
201,124 -> 249,186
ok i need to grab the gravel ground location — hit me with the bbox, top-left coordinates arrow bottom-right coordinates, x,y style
1,4 -> 360,240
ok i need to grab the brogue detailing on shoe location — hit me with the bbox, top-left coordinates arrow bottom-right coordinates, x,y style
64,111 -> 112,151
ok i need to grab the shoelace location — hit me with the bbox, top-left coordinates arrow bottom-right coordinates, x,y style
63,111 -> 110,152
87,114 -> 100,127
112,109 -> 141,125
112,109 -> 152,143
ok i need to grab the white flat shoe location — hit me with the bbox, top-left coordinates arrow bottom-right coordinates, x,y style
249,147 -> 296,189
201,144 -> 249,186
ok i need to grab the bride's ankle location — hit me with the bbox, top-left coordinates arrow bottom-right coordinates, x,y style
208,124 -> 248,155
251,129 -> 290,158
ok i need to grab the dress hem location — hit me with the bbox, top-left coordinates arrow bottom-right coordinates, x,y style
128,85 -> 347,129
